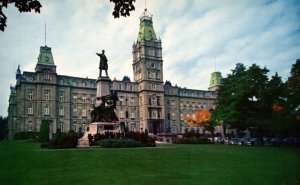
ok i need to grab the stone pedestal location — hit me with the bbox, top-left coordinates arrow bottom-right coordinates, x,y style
96,76 -> 111,98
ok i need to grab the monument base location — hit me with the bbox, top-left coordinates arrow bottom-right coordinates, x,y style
77,121 -> 122,148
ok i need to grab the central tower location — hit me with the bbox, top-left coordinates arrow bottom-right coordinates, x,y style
132,9 -> 165,134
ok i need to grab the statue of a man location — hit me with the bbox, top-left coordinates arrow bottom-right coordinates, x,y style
96,50 -> 108,77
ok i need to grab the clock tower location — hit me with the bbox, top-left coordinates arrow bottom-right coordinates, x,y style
132,9 -> 165,134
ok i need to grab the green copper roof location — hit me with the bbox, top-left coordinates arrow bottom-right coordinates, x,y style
137,9 -> 157,41
209,71 -> 222,88
37,46 -> 55,65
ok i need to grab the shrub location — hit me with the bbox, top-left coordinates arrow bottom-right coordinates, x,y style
14,131 -> 38,140
99,139 -> 142,148
89,131 -> 156,147
39,120 -> 49,143
41,130 -> 80,149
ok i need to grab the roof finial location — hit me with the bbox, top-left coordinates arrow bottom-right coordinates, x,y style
145,0 -> 147,11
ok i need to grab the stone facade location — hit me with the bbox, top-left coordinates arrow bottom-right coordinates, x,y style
7,10 -> 221,139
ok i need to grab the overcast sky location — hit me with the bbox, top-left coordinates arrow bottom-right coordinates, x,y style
0,0 -> 299,117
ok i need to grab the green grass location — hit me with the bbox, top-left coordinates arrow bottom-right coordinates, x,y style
0,141 -> 299,185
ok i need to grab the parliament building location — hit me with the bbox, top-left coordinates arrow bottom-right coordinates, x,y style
7,10 -> 221,139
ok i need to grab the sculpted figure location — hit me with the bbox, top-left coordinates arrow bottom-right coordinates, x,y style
96,50 -> 108,77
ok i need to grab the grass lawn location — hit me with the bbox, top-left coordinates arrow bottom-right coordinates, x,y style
0,141 -> 299,185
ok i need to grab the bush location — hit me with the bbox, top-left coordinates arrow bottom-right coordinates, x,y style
99,139 -> 142,148
173,137 -> 213,144
89,131 -> 156,147
41,130 -> 80,149
14,131 -> 38,140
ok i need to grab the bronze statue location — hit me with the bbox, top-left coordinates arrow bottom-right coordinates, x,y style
90,90 -> 119,123
96,50 -> 108,77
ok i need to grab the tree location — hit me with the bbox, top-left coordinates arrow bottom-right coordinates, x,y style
283,59 -> 300,136
110,0 -> 135,18
0,0 -> 42,31
0,116 -> 8,140
0,0 -> 136,32
213,63 -> 273,137
39,120 -> 49,143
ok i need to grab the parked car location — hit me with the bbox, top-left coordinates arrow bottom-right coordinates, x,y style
229,138 -> 239,145
246,138 -> 261,145
237,138 -> 249,145
214,137 -> 223,144
263,137 -> 272,146
270,138 -> 282,146
281,138 -> 297,146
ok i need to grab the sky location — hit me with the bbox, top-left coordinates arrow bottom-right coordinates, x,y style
0,0 -> 299,117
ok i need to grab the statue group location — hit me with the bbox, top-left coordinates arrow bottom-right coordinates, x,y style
91,90 -> 119,123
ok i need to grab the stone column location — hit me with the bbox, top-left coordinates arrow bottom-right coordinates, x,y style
96,76 -> 111,98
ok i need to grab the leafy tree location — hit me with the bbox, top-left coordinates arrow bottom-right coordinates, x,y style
0,0 -> 136,32
0,0 -> 42,31
39,120 -> 49,143
110,0 -> 135,18
284,59 -> 300,136
285,59 -> 300,119
0,116 -> 8,140
213,63 -> 272,137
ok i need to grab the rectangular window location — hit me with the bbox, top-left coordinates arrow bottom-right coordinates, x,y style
152,96 -> 156,105
27,122 -> 33,131
82,96 -> 86,103
60,123 -> 64,132
82,108 -> 87,117
44,106 -> 49,115
131,97 -> 135,105
119,111 -> 124,118
73,107 -> 78,116
152,110 -> 157,119
59,92 -> 64,102
45,73 -> 50,80
131,112 -> 135,119
28,106 -> 33,115
59,106 -> 64,116
73,124 -> 77,132
73,95 -> 77,103
44,90 -> 49,100
28,90 -> 33,100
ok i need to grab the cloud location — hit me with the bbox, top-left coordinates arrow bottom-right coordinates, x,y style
0,0 -> 300,116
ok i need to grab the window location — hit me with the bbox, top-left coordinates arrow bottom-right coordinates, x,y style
73,107 -> 78,116
45,73 -> 50,80
131,124 -> 135,132
150,63 -> 155,68
44,90 -> 49,100
28,105 -> 33,115
82,96 -> 86,103
73,124 -> 77,132
151,84 -> 156,90
73,95 -> 77,103
119,111 -> 124,118
130,97 -> 135,105
59,92 -> 64,102
152,96 -> 156,105
152,110 -> 158,118
131,112 -> 135,119
60,123 -> 64,132
44,105 -> 49,115
27,122 -> 33,131
28,90 -> 33,100
82,108 -> 87,117
59,106 -> 64,116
